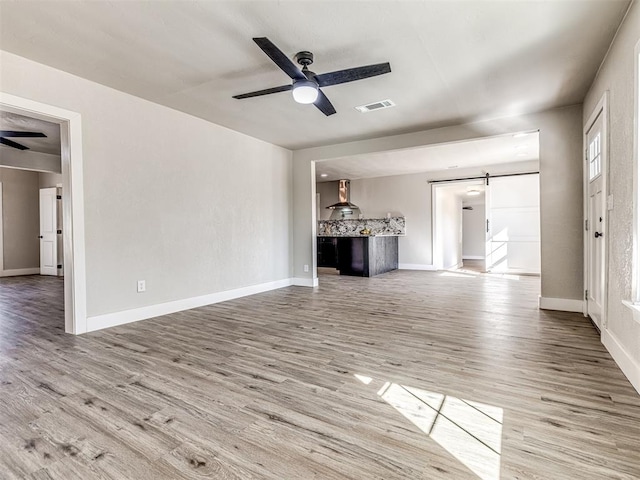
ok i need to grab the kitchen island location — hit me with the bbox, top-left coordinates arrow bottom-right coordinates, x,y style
317,217 -> 405,277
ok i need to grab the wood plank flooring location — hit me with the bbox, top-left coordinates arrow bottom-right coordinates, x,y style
1,272 -> 639,479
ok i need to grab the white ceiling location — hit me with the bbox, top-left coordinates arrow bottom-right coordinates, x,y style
316,131 -> 539,182
0,111 -> 61,155
0,1 -> 630,150
442,183 -> 486,205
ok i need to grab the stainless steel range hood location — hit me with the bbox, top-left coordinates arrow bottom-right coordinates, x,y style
326,179 -> 360,211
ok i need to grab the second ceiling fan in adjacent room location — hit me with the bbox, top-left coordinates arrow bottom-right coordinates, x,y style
0,130 -> 47,150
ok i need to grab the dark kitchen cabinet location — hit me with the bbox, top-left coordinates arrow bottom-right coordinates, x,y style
317,237 -> 338,267
318,236 -> 399,277
336,236 -> 398,277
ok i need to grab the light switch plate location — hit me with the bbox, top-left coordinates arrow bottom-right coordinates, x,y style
607,194 -> 614,211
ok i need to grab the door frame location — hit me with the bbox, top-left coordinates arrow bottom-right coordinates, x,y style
0,92 -> 87,334
431,179 -> 484,270
583,92 -> 609,329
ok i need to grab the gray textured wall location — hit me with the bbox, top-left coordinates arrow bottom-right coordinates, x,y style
1,51 -> 293,318
1,168 -> 39,270
583,1 -> 640,389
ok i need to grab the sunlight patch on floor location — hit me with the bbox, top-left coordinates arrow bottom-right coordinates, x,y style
440,271 -> 480,278
360,376 -> 503,480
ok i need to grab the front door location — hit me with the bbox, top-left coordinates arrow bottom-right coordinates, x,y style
39,187 -> 57,276
586,113 -> 605,329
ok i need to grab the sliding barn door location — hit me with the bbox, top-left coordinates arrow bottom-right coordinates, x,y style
486,174 -> 540,274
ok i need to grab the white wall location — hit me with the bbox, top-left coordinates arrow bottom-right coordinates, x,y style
349,176 -> 409,219
316,180 -> 339,221
350,173 -> 427,267
0,148 -> 61,172
1,51 -> 293,322
583,1 -> 640,393
294,106 -> 583,303
0,167 -> 39,271
435,188 -> 462,270
463,200 -> 485,259
39,171 -> 63,188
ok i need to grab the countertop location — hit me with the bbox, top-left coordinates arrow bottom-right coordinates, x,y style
317,234 -> 403,237
317,216 -> 406,237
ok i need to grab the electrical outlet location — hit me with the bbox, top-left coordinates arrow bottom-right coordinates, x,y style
303,264 -> 309,273
137,280 -> 146,293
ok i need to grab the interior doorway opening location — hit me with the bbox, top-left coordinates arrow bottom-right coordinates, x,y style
462,189 -> 486,273
432,179 -> 485,271
0,170 -> 64,277
431,171 -> 541,276
1,110 -> 64,278
0,93 -> 86,334
312,131 -> 541,283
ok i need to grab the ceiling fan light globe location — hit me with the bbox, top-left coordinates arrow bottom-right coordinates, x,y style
292,81 -> 318,104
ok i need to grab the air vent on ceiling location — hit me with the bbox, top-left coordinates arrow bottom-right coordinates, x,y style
355,99 -> 396,113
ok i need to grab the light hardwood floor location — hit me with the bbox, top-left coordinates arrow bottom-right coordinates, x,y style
1,272 -> 639,479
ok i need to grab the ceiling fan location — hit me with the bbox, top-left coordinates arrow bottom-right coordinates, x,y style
233,37 -> 391,116
0,130 -> 47,150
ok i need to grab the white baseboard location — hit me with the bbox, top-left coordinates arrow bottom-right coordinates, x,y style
0,268 -> 40,277
86,278 -> 294,333
463,256 -> 485,260
398,263 -> 437,271
538,296 -> 584,313
291,277 -> 319,287
602,329 -> 640,395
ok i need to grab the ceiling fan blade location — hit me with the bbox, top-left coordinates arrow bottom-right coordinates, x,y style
314,90 -> 337,116
253,37 -> 306,81
315,62 -> 391,87
0,130 -> 46,138
0,137 -> 29,150
233,84 -> 293,99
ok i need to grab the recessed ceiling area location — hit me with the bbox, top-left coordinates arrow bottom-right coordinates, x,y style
0,1 -> 630,149
0,111 -> 61,155
316,132 -> 539,182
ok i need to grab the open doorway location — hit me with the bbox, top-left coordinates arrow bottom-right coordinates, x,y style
0,93 -> 86,334
432,180 -> 484,271
313,131 -> 541,284
1,111 -> 63,277
462,187 -> 486,273
431,172 -> 541,276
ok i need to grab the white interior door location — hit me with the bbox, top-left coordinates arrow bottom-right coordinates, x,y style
486,174 -> 540,274
586,113 -> 605,329
39,187 -> 58,276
